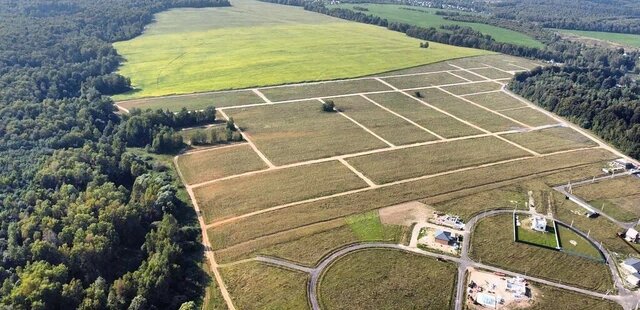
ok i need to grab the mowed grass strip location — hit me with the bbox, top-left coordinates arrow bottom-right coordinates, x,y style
464,91 -> 526,110
366,92 -> 481,138
571,176 -> 640,222
118,90 -> 264,112
502,127 -> 597,154
447,69 -> 486,81
470,67 -> 513,79
380,72 -> 465,89
208,148 -> 616,249
471,214 -> 613,292
499,107 -> 560,126
517,225 -> 558,248
194,160 -> 368,223
419,88 -> 522,132
318,249 -> 456,310
220,261 -> 309,310
377,61 -> 461,76
346,136 -> 529,184
440,81 -> 503,95
176,145 -> 267,185
259,79 -> 391,102
331,95 -> 437,145
228,100 -> 387,165
449,54 -> 543,71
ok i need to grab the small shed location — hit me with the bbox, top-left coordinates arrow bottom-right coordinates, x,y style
434,230 -> 453,246
625,228 -> 639,243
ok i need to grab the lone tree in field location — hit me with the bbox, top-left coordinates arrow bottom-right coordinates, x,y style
420,42 -> 429,48
321,100 -> 336,112
414,91 -> 423,98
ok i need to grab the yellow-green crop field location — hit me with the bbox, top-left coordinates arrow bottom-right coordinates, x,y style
113,0 -> 489,100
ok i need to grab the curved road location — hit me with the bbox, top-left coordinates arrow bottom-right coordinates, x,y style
256,209 -> 639,310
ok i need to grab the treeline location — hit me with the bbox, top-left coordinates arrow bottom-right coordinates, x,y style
489,0 -> 640,34
0,0 -> 231,309
510,59 -> 640,159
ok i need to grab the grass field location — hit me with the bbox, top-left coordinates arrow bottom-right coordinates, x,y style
516,223 -> 558,248
420,88 -> 522,132
470,67 -> 513,79
259,79 -> 390,102
113,0 -> 488,100
176,145 -> 267,184
499,107 -> 559,127
327,4 -> 543,48
502,127 -> 598,154
330,95 -> 438,145
557,224 -> 604,261
557,29 -> 640,48
194,160 -> 367,222
380,72 -> 466,89
346,136 -> 530,184
528,284 -> 622,310
220,261 -> 309,310
208,148 -> 616,249
471,214 -> 613,292
365,92 -> 482,138
464,91 -> 526,110
440,81 -> 504,95
228,100 -> 387,165
449,54 -> 543,71
571,176 -> 640,222
318,249 -> 456,309
118,90 -> 265,112
430,185 -> 528,221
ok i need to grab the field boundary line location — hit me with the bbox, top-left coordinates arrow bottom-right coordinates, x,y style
446,71 -> 473,82
319,98 -> 395,148
338,158 -> 378,188
447,64 -> 493,81
437,86 -> 533,129
180,142 -> 248,156
507,63 -> 530,71
501,88 -> 640,168
459,89 -> 503,97
494,106 -> 530,112
359,94 -> 446,140
172,156 -> 237,310
373,77 -> 401,91
398,90 -> 492,135
206,146 -> 603,228
252,88 -> 273,104
480,62 -> 520,75
188,125 -> 560,189
218,109 -> 275,168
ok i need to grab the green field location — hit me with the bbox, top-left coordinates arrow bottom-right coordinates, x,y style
430,185 -> 528,221
220,261 -> 309,309
471,214 -> 613,292
470,67 -> 513,79
328,4 -> 543,48
113,0 -> 488,100
176,145 -> 267,184
557,224 -> 604,261
502,127 -> 598,154
516,223 -> 559,248
529,284 -> 622,310
381,71 -> 465,89
118,90 -> 265,112
440,81 -> 503,95
259,79 -> 390,102
346,136 -> 530,184
227,100 -> 387,165
557,29 -> 640,48
318,249 -> 456,309
194,160 -> 367,222
330,95 -> 437,145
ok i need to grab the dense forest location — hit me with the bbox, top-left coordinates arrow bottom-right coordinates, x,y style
0,0 -> 229,309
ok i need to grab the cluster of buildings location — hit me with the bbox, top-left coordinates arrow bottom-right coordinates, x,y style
468,274 -> 530,309
602,159 -> 638,174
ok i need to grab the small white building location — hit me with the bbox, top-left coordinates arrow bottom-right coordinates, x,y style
531,216 -> 547,232
622,257 -> 640,274
625,273 -> 640,287
624,228 -> 639,243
